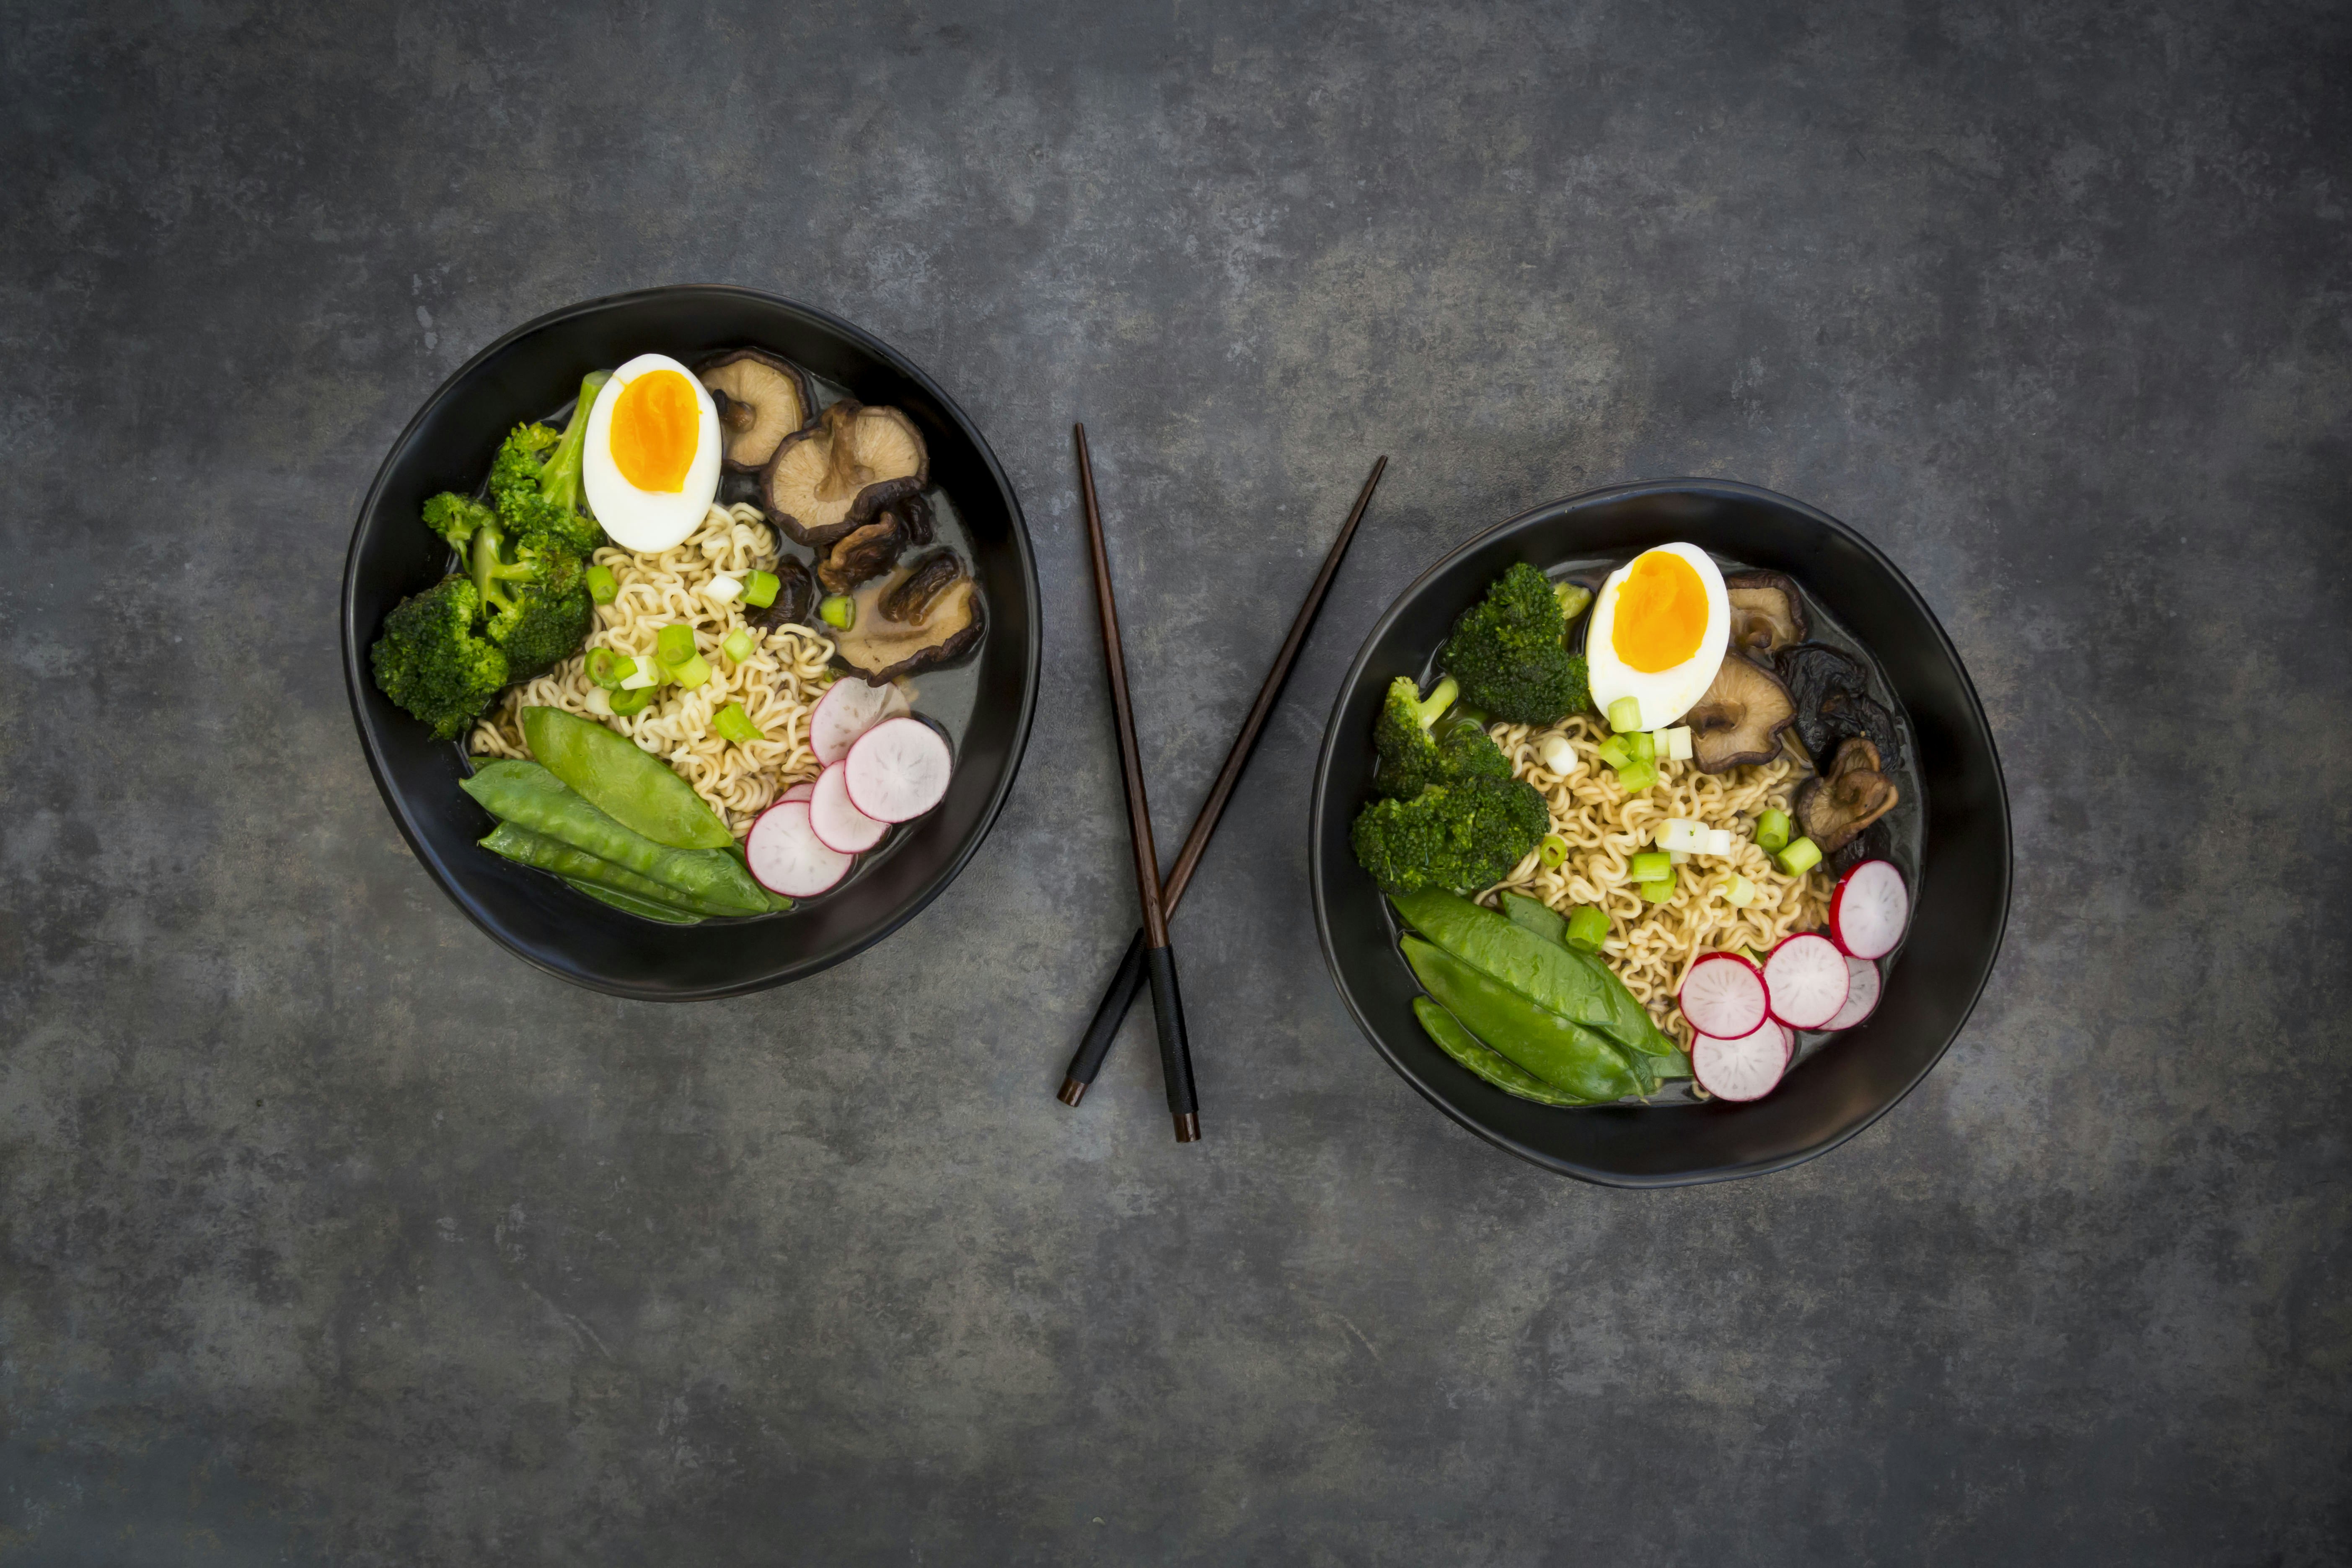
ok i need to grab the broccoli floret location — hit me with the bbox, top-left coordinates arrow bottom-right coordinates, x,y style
482,552 -> 594,681
1439,562 -> 1594,725
370,576 -> 509,740
421,492 -> 497,553
1350,775 -> 1550,894
488,373 -> 610,555
1373,675 -> 1513,799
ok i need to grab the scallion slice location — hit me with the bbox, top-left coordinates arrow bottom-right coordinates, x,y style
1613,758 -> 1657,793
657,623 -> 697,668
1565,905 -> 1609,951
1754,808 -> 1791,853
722,627 -> 756,664
668,653 -> 712,690
713,702 -> 765,743
1607,695 -> 1643,732
585,564 -> 618,605
1775,836 -> 1822,876
1629,850 -> 1674,882
1538,833 -> 1571,870
742,569 -> 780,609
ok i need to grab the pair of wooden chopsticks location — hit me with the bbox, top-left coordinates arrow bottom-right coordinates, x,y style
1066,426 -> 1388,1141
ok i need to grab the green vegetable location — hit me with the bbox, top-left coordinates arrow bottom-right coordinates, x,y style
657,624 -> 697,667
742,569 -> 780,609
463,763 -> 768,913
722,627 -> 757,664
1628,729 -> 1656,764
1438,563 -> 1593,724
1722,872 -> 1757,908
1538,833 -> 1570,870
478,548 -> 594,682
1552,582 -> 1594,623
1350,775 -> 1550,894
1499,890 -> 1568,945
819,593 -> 856,631
1414,997 -> 1594,1106
563,877 -> 706,924
489,374 -> 609,555
1639,876 -> 1675,904
1606,695 -> 1643,733
586,563 -> 618,605
1754,808 -> 1791,853
479,822 -> 753,918
517,706 -> 734,849
668,653 -> 712,689
1565,904 -> 1610,952
713,702 -> 766,744
608,684 -> 655,716
369,575 -> 508,739
1594,735 -> 1635,771
1402,937 -> 1641,1100
1775,836 -> 1823,875
421,492 -> 498,555
1613,758 -> 1657,793
1371,675 -> 1511,800
584,647 -> 635,690
1629,850 -> 1674,882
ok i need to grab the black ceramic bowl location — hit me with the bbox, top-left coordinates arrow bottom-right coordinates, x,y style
1311,480 -> 2008,1185
341,286 -> 1039,1000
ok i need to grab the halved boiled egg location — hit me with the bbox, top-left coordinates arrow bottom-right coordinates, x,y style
582,353 -> 723,552
1584,543 -> 1730,730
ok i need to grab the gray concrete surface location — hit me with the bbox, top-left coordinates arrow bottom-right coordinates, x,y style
4,1 -> 2347,1562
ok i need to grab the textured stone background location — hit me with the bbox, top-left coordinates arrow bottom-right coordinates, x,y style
4,1 -> 2347,1562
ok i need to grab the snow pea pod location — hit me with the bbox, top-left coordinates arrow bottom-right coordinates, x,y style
479,823 -> 746,918
1413,997 -> 1593,1106
1401,937 -> 1641,1102
522,706 -> 735,850
1498,890 -> 1568,946
462,761 -> 769,913
562,877 -> 704,925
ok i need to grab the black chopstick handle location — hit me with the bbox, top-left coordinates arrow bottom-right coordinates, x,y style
1057,928 -> 1149,1106
1145,943 -> 1200,1142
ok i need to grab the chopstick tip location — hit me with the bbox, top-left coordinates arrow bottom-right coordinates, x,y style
1172,1112 -> 1201,1144
1056,1077 -> 1088,1107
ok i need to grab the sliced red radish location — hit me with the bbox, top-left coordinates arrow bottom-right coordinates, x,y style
1692,1022 -> 1786,1101
810,677 -> 910,766
1830,859 -> 1909,960
808,762 -> 888,853
1764,932 -> 1849,1028
1821,956 -> 1881,1030
779,781 -> 816,804
844,717 -> 952,824
1678,952 -> 1768,1040
744,800 -> 853,897
1765,1018 -> 1795,1067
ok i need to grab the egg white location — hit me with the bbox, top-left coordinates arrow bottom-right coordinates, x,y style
582,352 -> 723,553
1583,542 -> 1731,730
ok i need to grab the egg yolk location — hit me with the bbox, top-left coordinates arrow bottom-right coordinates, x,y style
609,370 -> 701,493
1611,551 -> 1710,672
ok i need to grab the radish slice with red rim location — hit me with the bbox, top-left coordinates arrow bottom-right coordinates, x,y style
808,762 -> 888,853
779,781 -> 815,804
844,717 -> 952,824
1692,1022 -> 1786,1101
1820,956 -> 1881,1030
1678,952 -> 1768,1040
810,677 -> 910,766
745,800 -> 853,897
1764,932 -> 1849,1028
1830,859 -> 1908,960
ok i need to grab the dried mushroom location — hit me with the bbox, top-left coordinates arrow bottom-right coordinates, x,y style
744,556 -> 818,633
760,401 -> 929,548
1684,653 -> 1798,773
1723,571 -> 1808,655
1795,736 -> 1900,854
1816,687 -> 1904,771
816,493 -> 936,593
833,548 -> 984,682
1776,642 -> 1868,763
697,349 -> 815,471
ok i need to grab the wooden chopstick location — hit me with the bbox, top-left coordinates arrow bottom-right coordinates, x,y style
1073,424 -> 1200,1143
1058,454 -> 1389,1110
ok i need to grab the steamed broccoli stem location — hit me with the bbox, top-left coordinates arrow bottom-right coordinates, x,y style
468,520 -> 543,613
539,371 -> 611,517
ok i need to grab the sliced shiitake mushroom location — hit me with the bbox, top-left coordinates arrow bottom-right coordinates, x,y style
697,349 -> 816,471
1723,571 -> 1808,655
815,494 -> 937,593
832,548 -> 984,682
1816,687 -> 1904,771
1777,642 -> 1868,763
760,401 -> 929,548
1685,653 -> 1798,773
1796,735 -> 1900,854
744,556 -> 818,633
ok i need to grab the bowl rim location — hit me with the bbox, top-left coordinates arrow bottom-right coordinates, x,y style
1309,477 -> 2011,1184
338,283 -> 1041,999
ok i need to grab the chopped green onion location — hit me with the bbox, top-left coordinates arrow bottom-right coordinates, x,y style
1628,730 -> 1656,764
722,627 -> 756,663
818,594 -> 856,631
1630,850 -> 1674,882
584,648 -> 636,690
742,569 -> 781,609
1722,872 -> 1757,907
1654,818 -> 1707,852
1775,836 -> 1823,876
1565,905 -> 1610,951
704,573 -> 743,605
668,653 -> 713,690
1754,808 -> 1791,853
617,655 -> 659,690
583,686 -> 613,717
1638,876 -> 1676,904
712,702 -> 766,743
1613,758 -> 1657,794
1553,582 -> 1594,623
1595,735 -> 1635,771
1669,849 -> 1690,864
1607,695 -> 1643,732
1538,833 -> 1571,870
657,624 -> 697,667
609,684 -> 655,716
1537,735 -> 1576,774
1657,725 -> 1693,761
585,563 -> 618,605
